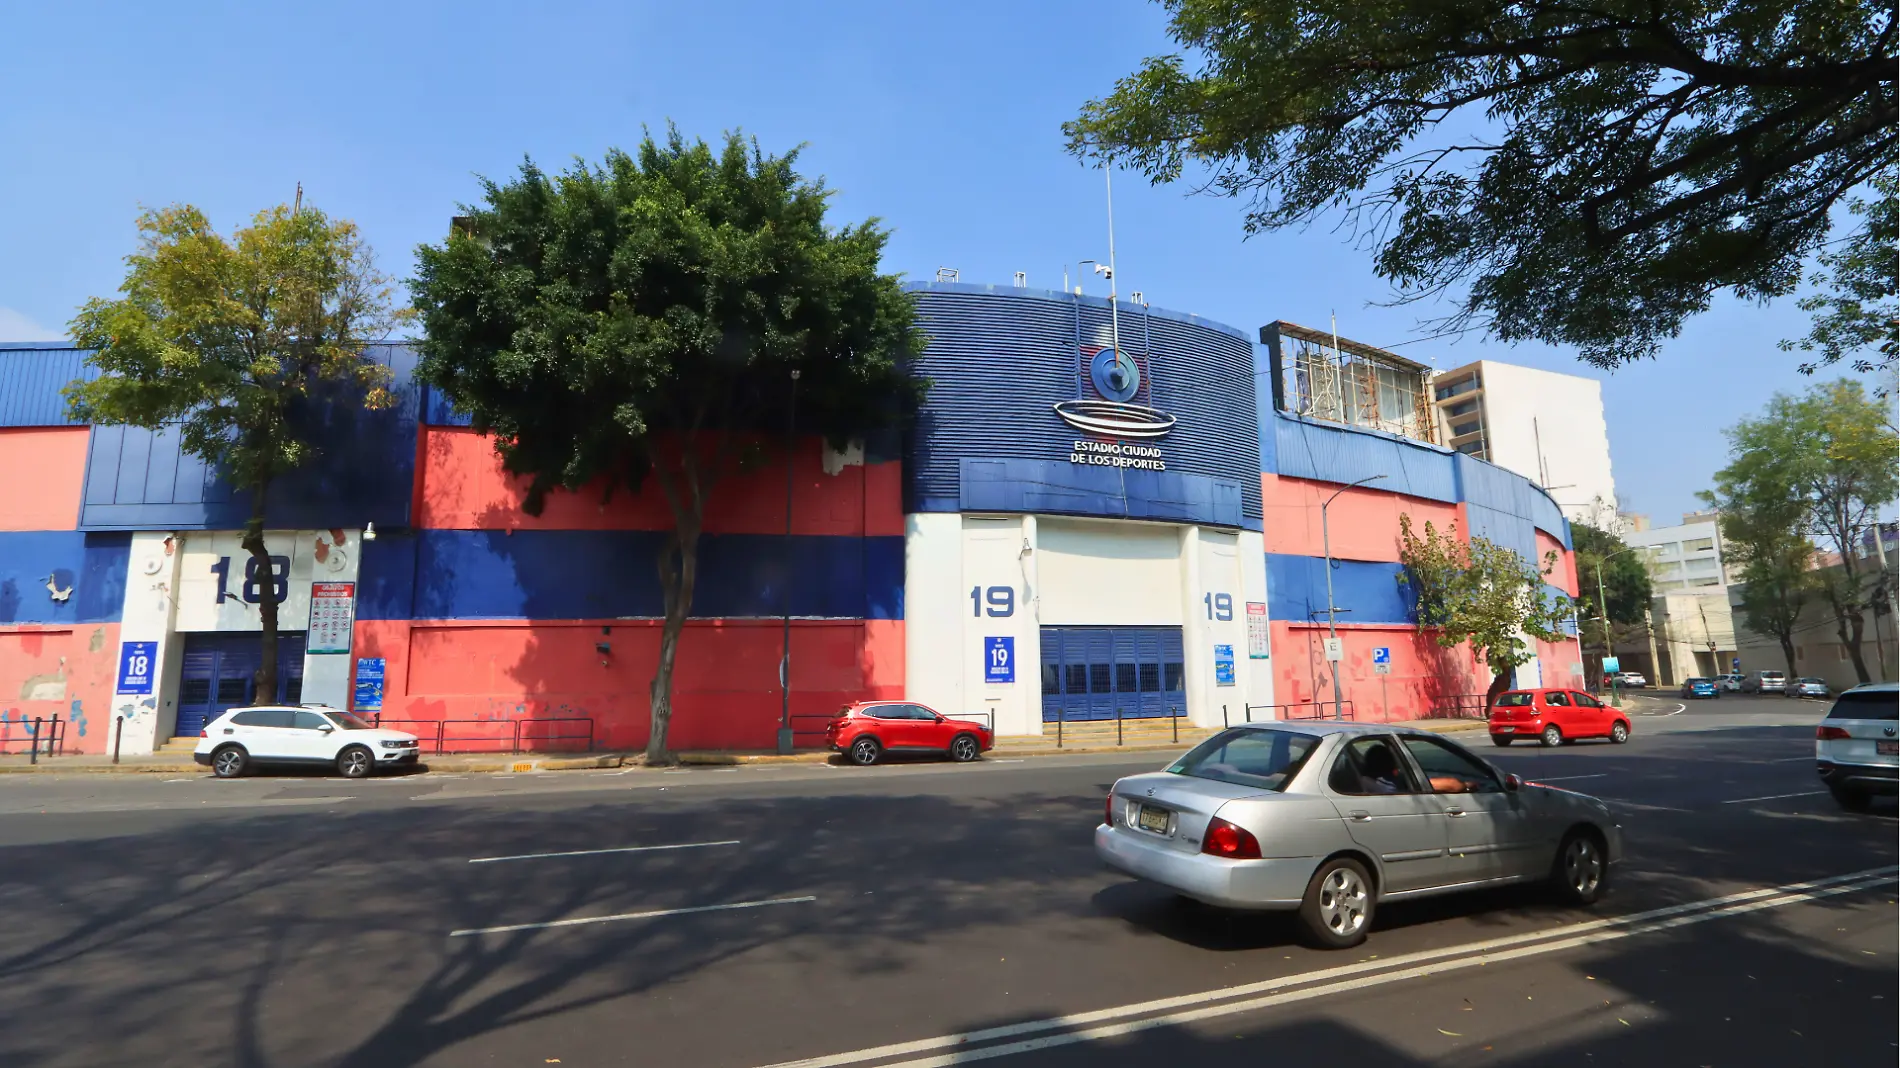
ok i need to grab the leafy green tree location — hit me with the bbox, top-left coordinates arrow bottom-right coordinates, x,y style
1704,380 -> 1898,683
1782,172 -> 1897,383
1571,522 -> 1653,640
67,204 -> 405,700
1065,0 -> 1897,368
1398,515 -> 1574,710
1718,508 -> 1818,679
411,131 -> 924,764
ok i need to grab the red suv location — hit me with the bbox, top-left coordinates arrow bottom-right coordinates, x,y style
826,701 -> 993,766
1489,688 -> 1632,748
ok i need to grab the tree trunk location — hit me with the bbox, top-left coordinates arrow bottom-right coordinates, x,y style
240,480 -> 279,705
1778,637 -> 1798,680
646,521 -> 702,765
1482,668 -> 1513,715
1841,609 -> 1872,684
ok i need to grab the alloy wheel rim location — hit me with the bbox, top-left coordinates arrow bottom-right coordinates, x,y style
953,738 -> 976,760
344,750 -> 369,775
1612,724 -> 1628,742
1566,839 -> 1601,895
1544,727 -> 1560,745
215,751 -> 240,775
1318,868 -> 1367,935
853,740 -> 876,762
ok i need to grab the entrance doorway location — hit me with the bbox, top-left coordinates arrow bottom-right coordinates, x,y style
1039,626 -> 1186,721
175,632 -> 308,736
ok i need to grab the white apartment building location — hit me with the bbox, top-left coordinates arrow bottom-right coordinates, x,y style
1431,360 -> 1618,526
1619,511 -> 1739,683
1626,511 -> 1733,593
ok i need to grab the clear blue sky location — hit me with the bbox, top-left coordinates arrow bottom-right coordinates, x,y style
0,1 -> 1855,523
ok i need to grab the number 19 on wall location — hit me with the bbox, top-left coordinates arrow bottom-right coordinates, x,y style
1204,592 -> 1233,620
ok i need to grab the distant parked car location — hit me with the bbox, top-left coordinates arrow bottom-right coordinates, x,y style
1787,678 -> 1830,699
1815,683 -> 1898,811
195,705 -> 421,779
1609,671 -> 1648,689
1682,677 -> 1721,699
825,701 -> 993,766
1743,670 -> 1787,694
1717,673 -> 1745,692
1490,688 -> 1633,747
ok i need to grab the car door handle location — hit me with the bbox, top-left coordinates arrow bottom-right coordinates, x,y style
1348,810 -> 1370,822
1445,807 -> 1467,817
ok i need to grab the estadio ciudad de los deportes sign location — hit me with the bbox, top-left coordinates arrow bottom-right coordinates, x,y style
1055,344 -> 1175,469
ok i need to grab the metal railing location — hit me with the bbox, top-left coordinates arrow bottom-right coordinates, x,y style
1048,706 -> 1186,748
0,714 -> 66,760
1237,701 -> 1355,722
369,716 -> 595,754
1426,695 -> 1489,720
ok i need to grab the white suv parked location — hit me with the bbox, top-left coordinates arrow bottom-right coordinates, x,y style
194,705 -> 422,779
1815,683 -> 1898,811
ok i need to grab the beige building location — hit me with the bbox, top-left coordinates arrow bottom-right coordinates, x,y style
1430,360 -> 1618,525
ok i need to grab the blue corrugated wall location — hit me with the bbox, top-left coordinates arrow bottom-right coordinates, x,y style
1266,553 -> 1416,626
0,531 -> 130,624
0,345 -> 96,427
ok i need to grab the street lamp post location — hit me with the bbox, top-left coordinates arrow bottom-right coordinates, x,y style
1322,475 -> 1385,720
777,369 -> 801,756
1593,545 -> 1639,708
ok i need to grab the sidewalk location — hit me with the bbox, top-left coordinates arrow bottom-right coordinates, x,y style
0,716 -> 1488,775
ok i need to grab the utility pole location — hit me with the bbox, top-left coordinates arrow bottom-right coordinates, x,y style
1595,545 -> 1638,707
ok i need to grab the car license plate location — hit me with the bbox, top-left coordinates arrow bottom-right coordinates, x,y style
1137,805 -> 1171,834
1877,741 -> 1897,756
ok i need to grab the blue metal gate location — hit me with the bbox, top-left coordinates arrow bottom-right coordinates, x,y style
1039,626 -> 1185,721
175,632 -> 307,736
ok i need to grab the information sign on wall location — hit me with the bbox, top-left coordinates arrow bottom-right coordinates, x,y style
1323,637 -> 1344,662
984,636 -> 1015,684
1245,602 -> 1269,659
308,582 -> 357,654
352,657 -> 386,713
1372,647 -> 1391,675
116,641 -> 157,695
1213,644 -> 1235,686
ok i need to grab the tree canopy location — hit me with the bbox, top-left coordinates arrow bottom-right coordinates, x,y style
1703,380 -> 1897,682
1398,515 -> 1573,706
1571,522 -> 1653,634
1066,0 -> 1896,368
1782,172 -> 1897,380
411,129 -> 924,763
67,203 -> 405,698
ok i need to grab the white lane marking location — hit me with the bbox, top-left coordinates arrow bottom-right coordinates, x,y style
161,778 -> 196,783
988,759 -> 1026,764
1721,790 -> 1827,805
1766,756 -> 1816,764
1531,774 -> 1608,782
1640,703 -> 1687,717
450,895 -> 816,937
469,840 -> 741,864
752,867 -> 1897,1068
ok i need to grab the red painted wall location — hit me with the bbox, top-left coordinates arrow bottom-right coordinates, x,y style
1540,530 -> 1578,596
0,427 -> 87,531
1271,621 -> 1491,723
0,623 -> 120,754
418,427 -> 902,536
352,617 -> 904,751
1262,474 -> 1461,562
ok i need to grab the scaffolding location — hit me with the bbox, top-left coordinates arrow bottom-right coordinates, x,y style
1270,321 -> 1437,445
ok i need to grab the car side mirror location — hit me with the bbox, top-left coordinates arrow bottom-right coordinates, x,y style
318,725 -> 334,734
1504,773 -> 1522,792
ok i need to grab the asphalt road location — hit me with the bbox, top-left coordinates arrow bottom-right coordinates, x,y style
0,694 -> 1891,1068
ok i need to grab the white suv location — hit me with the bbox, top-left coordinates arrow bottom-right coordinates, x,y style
1815,683 -> 1898,811
194,705 -> 422,779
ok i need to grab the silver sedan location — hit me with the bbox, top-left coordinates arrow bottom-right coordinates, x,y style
1095,722 -> 1623,948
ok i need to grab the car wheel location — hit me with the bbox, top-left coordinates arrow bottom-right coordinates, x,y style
1491,735 -> 1513,747
336,745 -> 375,779
1298,857 -> 1374,949
1540,724 -> 1563,748
948,733 -> 981,763
1550,829 -> 1609,905
211,745 -> 248,779
848,736 -> 882,767
1609,721 -> 1630,744
1829,785 -> 1873,813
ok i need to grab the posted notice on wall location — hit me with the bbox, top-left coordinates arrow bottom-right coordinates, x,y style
308,582 -> 357,654
1214,644 -> 1236,687
353,657 -> 386,713
116,641 -> 157,695
1245,602 -> 1269,659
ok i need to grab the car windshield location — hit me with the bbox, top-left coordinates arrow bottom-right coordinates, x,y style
1761,672 -> 1785,679
1827,690 -> 1898,721
1799,678 -> 1825,685
325,711 -> 376,729
1167,729 -> 1320,792
1687,678 -> 1711,684
1494,692 -> 1534,707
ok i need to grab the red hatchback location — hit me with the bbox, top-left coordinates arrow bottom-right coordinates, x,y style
826,701 -> 994,766
1489,688 -> 1632,748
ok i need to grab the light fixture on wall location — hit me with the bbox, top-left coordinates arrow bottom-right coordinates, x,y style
362,522 -> 377,542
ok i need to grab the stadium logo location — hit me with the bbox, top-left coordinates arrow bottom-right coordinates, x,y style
1052,345 -> 1176,440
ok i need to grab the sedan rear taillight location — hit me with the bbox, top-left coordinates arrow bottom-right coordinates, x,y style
1817,725 -> 1851,740
1201,817 -> 1262,860
1104,793 -> 1115,826
199,729 -> 208,739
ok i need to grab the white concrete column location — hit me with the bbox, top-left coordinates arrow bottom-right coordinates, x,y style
904,512 -> 964,720
111,532 -> 185,755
